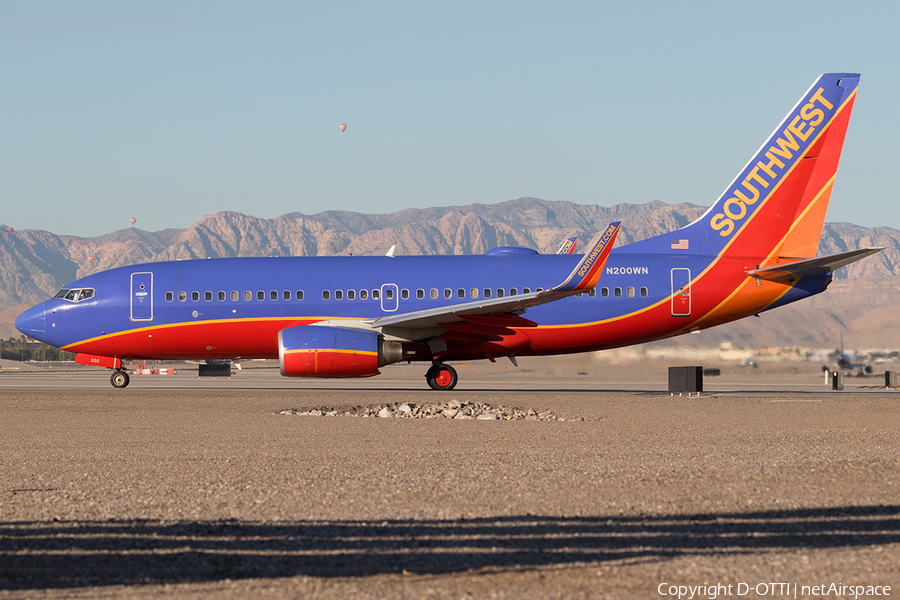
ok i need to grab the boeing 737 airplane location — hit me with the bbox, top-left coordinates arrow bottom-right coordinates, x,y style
16,73 -> 881,390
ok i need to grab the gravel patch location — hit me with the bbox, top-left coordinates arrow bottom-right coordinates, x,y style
278,400 -> 575,421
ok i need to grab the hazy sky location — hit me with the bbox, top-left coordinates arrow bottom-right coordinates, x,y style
2,1 -> 898,238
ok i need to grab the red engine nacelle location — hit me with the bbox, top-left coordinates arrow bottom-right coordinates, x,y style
278,325 -> 402,378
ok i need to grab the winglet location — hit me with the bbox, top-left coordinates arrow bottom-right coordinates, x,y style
556,237 -> 578,254
553,222 -> 621,293
386,245 -> 396,258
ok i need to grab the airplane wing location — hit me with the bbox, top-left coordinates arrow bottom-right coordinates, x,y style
556,236 -> 578,254
747,248 -> 883,282
366,222 -> 621,331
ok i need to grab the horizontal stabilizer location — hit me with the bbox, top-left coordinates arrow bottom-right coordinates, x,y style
747,248 -> 883,282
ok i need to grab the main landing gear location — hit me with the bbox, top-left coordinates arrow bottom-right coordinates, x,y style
425,363 -> 458,390
110,370 -> 130,389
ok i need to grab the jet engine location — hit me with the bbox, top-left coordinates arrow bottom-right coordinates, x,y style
278,325 -> 402,378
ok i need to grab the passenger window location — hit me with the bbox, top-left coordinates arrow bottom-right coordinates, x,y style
458,289 -> 466,299
588,289 -> 596,298
244,290 -> 251,301
431,288 -> 439,299
179,291 -> 187,302
257,290 -> 264,301
205,291 -> 213,301
470,288 -> 479,299
614,287 -> 622,297
496,289 -> 504,298
523,288 -> 531,294
510,288 -> 518,296
641,287 -> 648,297
385,289 -> 393,300
296,290 -> 304,300
270,290 -> 277,301
192,291 -> 200,302
536,287 -> 544,292
444,289 -> 452,299
348,289 -> 356,300
373,289 -> 381,300
401,289 -> 409,300
483,288 -> 492,299
416,289 -> 424,300
166,292 -> 174,302
576,292 -> 583,298
231,291 -> 239,301
216,291 -> 224,302
322,290 -> 330,300
601,287 -> 609,298
283,290 -> 290,301
335,290 -> 343,300
627,287 -> 635,297
360,289 -> 368,300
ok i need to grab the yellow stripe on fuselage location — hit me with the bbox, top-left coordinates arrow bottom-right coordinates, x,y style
61,316 -> 345,351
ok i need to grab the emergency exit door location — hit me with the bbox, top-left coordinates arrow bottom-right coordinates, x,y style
130,272 -> 154,322
671,268 -> 691,317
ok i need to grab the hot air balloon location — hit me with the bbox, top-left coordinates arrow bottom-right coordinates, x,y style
339,123 -> 347,132
7,227 -> 12,233
130,217 -> 136,225
87,255 -> 94,263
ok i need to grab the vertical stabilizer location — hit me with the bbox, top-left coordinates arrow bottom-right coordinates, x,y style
698,73 -> 859,260
626,74 -> 859,262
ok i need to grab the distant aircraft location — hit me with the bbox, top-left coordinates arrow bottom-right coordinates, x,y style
821,334 -> 875,375
16,73 -> 882,389
826,353 -> 874,376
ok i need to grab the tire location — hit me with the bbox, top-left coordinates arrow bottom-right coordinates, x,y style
426,364 -> 458,390
110,370 -> 130,389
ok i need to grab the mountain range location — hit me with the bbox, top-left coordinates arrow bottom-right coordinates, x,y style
3,197 -> 899,349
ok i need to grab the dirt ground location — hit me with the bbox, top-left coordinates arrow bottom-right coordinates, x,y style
1,360 -> 898,599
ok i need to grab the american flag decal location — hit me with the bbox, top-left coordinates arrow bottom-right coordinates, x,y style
671,239 -> 689,250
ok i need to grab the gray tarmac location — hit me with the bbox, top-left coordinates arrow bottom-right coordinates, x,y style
1,359 -> 899,599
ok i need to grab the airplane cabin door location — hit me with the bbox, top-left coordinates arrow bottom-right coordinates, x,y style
380,283 -> 399,312
130,272 -> 154,322
670,268 -> 691,317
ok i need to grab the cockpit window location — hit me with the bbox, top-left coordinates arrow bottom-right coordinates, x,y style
55,288 -> 95,303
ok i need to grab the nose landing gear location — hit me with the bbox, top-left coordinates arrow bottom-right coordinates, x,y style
110,370 -> 130,389
425,363 -> 458,390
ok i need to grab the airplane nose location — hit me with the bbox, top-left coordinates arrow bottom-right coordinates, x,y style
15,305 -> 45,335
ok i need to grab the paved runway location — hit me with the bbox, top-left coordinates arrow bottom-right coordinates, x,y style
1,362 -> 898,598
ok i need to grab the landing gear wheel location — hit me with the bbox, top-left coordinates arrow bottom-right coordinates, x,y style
110,370 -> 130,389
426,364 -> 458,390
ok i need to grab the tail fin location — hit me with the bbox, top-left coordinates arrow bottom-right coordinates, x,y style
701,73 -> 859,260
630,74 -> 859,261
